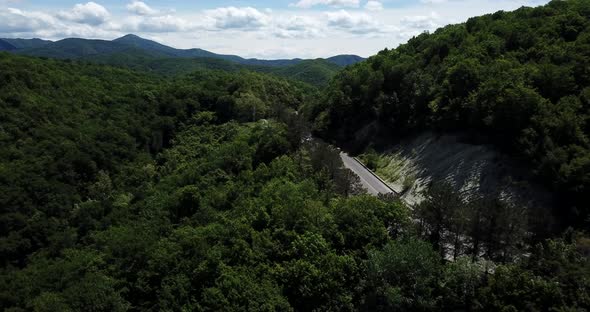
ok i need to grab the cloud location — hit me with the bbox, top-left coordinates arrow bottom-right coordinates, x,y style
204,7 -> 269,30
0,8 -> 56,33
400,12 -> 440,30
325,10 -> 387,34
0,6 -> 119,39
243,45 -> 316,59
0,0 -> 554,59
126,1 -> 158,16
365,1 -> 383,11
291,0 -> 360,9
272,15 -> 322,39
121,15 -> 192,32
57,2 -> 110,26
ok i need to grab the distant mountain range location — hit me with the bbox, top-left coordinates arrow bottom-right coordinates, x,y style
0,34 -> 364,67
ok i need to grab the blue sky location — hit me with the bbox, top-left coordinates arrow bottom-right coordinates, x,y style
0,0 -> 550,58
14,0 -> 420,11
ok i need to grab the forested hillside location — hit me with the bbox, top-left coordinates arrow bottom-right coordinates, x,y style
4,34 -> 362,85
88,54 -> 340,86
2,1 -> 590,309
252,59 -> 342,86
1,47 -> 589,311
308,0 -> 590,229
0,52 -> 310,268
0,40 -> 16,51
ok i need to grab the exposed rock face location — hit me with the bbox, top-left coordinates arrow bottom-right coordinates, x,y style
377,132 -> 553,209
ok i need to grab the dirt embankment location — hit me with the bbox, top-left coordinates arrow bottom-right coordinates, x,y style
374,132 -> 553,209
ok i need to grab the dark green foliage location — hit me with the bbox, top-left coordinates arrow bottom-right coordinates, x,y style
7,35 -> 362,85
415,182 -> 529,262
0,39 -> 16,51
112,34 -> 240,61
365,238 -> 441,311
252,59 -> 343,86
1,38 -> 51,49
90,56 -> 341,86
0,52 -> 308,268
0,52 -> 407,310
10,35 -> 364,68
309,0 -> 590,229
326,55 -> 366,67
477,238 -> 590,311
1,12 -> 589,309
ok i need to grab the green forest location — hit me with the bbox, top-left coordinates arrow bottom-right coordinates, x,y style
308,0 -> 590,230
1,0 -> 590,311
88,55 -> 342,86
0,34 -> 352,86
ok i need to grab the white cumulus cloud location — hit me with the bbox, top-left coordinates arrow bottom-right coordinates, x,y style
291,0 -> 360,9
272,15 -> 323,39
325,10 -> 388,34
0,6 -> 119,39
57,2 -> 110,26
204,7 -> 270,30
127,1 -> 158,16
0,8 -> 56,33
365,1 -> 383,11
401,12 -> 440,30
121,15 -> 193,33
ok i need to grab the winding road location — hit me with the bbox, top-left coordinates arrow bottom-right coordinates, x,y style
340,152 -> 396,195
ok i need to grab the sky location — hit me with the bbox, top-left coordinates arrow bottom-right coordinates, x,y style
0,0 -> 550,59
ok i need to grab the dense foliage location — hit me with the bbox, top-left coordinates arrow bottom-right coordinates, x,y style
252,59 -> 342,86
0,52 -> 309,269
308,0 -> 590,229
2,35 -> 357,86
1,7 -> 590,309
91,54 -> 341,86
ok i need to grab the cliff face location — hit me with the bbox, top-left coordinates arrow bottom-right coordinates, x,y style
370,132 -> 554,210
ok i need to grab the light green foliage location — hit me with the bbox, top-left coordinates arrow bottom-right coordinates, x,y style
359,151 -> 405,184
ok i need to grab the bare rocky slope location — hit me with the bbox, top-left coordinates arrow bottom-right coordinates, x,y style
372,132 -> 554,210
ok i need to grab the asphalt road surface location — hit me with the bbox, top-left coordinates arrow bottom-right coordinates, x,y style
340,152 -> 395,195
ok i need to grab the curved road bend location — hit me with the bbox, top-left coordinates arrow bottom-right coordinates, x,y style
340,152 -> 394,195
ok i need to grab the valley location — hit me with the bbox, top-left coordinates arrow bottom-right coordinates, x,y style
1,0 -> 589,311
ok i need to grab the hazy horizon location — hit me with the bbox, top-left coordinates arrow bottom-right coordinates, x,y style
0,0 -> 549,59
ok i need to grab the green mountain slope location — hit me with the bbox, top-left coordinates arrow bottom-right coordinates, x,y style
326,55 -> 366,66
1,52 -> 588,312
112,34 -> 245,62
80,52 -> 340,86
4,35 -> 357,85
254,59 -> 342,86
15,38 -> 158,59
0,51 -> 312,267
309,0 -> 590,228
0,39 -> 16,51
91,54 -> 244,75
1,38 -> 51,49
9,34 -> 364,68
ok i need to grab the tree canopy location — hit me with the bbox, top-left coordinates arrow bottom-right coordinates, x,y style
2,1 -> 590,309
307,0 -> 590,229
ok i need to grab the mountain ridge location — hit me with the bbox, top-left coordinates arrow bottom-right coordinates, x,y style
3,34 -> 365,67
0,39 -> 16,51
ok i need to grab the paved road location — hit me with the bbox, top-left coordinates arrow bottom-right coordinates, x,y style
340,152 -> 395,195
